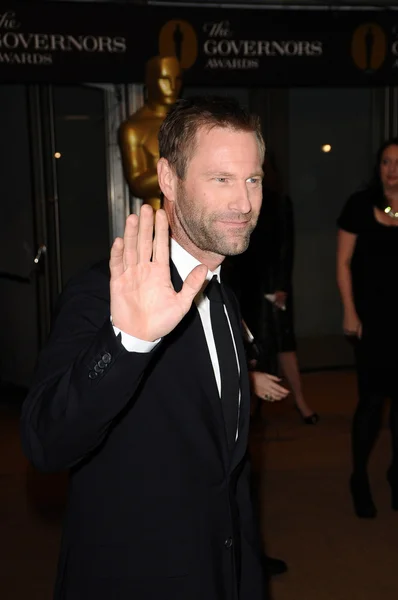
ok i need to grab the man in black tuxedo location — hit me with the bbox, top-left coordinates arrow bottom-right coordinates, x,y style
21,96 -> 267,599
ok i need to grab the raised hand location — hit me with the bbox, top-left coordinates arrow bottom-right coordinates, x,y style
110,204 -> 208,341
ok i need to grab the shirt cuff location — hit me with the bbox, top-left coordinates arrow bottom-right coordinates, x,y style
112,324 -> 161,353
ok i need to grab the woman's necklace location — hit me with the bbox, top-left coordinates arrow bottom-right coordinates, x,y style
384,205 -> 398,219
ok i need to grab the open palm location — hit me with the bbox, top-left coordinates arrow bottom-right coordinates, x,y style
110,205 -> 207,342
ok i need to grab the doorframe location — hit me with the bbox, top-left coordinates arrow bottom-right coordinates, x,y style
104,83 -> 144,241
27,84 -> 62,348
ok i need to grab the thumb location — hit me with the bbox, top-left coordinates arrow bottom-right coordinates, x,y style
178,264 -> 208,308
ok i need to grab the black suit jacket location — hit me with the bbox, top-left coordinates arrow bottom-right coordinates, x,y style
21,260 -> 266,600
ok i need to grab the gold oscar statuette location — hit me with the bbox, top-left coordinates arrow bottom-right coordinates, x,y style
119,56 -> 182,211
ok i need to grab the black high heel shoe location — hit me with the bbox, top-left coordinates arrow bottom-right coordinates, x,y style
295,406 -> 320,425
386,469 -> 398,511
302,413 -> 320,425
350,474 -> 377,518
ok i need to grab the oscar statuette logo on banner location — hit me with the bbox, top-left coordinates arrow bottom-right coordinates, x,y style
159,20 -> 198,70
351,23 -> 387,73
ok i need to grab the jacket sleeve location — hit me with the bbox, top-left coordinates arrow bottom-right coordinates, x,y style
20,264 -> 156,473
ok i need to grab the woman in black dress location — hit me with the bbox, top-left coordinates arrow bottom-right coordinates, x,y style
337,138 -> 398,518
264,192 -> 318,424
230,172 -> 317,422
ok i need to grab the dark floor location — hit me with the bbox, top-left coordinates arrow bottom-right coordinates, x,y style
1,372 -> 397,599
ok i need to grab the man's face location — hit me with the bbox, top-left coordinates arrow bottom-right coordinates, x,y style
174,126 -> 263,257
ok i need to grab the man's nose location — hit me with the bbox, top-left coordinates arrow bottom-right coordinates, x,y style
229,181 -> 252,214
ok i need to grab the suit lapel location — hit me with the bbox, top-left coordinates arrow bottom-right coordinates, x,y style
221,283 -> 251,471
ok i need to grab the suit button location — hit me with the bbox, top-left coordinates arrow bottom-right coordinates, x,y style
224,537 -> 233,549
98,360 -> 105,369
94,364 -> 103,373
88,371 -> 98,379
102,353 -> 111,364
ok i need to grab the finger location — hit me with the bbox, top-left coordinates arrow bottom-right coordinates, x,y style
137,204 -> 155,263
110,237 -> 124,279
178,264 -> 208,311
123,213 -> 139,268
273,384 -> 289,395
269,385 -> 283,396
357,323 -> 363,339
267,374 -> 281,382
152,209 -> 170,265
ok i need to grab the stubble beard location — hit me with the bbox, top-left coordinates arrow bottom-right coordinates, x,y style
175,183 -> 258,257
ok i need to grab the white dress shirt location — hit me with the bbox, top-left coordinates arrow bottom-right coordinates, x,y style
112,238 -> 241,432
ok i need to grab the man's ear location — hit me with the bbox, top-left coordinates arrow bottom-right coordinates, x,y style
157,158 -> 178,203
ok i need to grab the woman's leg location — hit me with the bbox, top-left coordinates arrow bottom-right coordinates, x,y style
387,393 -> 398,509
277,351 -> 316,419
350,365 -> 384,517
351,390 -> 384,476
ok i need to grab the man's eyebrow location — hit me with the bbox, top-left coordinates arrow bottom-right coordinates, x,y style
203,170 -> 236,177
202,170 -> 264,178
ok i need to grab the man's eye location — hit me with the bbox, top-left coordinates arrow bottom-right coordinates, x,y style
247,177 -> 260,184
216,177 -> 228,183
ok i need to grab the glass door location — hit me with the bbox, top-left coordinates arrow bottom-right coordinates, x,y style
251,86 -> 387,370
50,84 -> 111,286
0,85 -> 43,390
0,82 -> 111,392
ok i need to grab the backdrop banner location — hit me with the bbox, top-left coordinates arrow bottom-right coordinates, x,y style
0,3 -> 398,86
